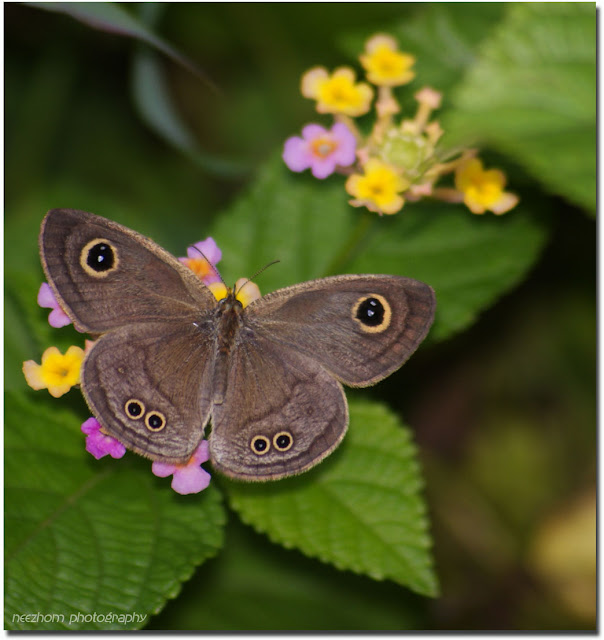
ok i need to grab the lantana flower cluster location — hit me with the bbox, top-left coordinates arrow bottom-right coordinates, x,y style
23,237 -> 257,495
283,34 -> 518,216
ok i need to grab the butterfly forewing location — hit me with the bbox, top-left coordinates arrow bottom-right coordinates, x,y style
40,209 -> 215,333
245,275 -> 435,387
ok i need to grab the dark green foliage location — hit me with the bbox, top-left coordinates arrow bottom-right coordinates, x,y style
5,2 -> 595,631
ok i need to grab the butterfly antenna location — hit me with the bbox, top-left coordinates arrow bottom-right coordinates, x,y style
189,245 -> 226,287
235,260 -> 280,295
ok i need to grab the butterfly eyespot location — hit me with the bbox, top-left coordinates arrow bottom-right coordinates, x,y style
273,431 -> 293,452
352,294 -> 392,333
80,238 -> 119,278
125,399 -> 145,420
145,411 -> 166,432
250,435 -> 270,455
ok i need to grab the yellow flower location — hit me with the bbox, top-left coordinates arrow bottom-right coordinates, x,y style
208,279 -> 261,308
23,345 -> 84,398
360,34 -> 416,87
301,66 -> 373,116
455,158 -> 519,215
208,282 -> 228,302
346,159 -> 409,215
234,278 -> 261,307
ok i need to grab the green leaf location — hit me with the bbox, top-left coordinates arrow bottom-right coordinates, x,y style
209,157 -> 358,293
210,155 -> 548,343
5,289 -> 38,393
345,200 -> 548,342
5,392 -> 226,631
224,398 -> 437,597
340,4 -> 507,97
396,3 -> 507,91
149,520 -> 425,630
27,2 -> 217,91
131,48 -> 249,177
446,3 -> 596,214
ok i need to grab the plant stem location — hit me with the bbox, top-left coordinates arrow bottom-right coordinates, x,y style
322,211 -> 375,276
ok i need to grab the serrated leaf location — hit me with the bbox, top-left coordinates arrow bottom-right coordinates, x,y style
223,398 -> 437,597
150,520 -> 424,630
5,392 -> 226,631
446,3 -> 596,214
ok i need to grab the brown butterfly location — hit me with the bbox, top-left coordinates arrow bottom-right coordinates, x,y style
40,209 -> 435,480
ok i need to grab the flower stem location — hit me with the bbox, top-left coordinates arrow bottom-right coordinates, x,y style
321,211 -> 375,276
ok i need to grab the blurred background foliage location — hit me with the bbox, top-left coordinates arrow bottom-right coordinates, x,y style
5,2 -> 595,631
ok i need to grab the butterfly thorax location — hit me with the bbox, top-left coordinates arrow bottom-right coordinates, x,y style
214,290 -> 245,354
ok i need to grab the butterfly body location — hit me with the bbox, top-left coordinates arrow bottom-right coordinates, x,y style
211,292 -> 248,404
40,209 -> 436,481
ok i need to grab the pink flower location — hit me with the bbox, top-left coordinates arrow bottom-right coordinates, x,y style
179,237 -> 222,285
152,441 -> 211,495
81,417 -> 126,460
38,283 -> 72,328
283,122 -> 357,179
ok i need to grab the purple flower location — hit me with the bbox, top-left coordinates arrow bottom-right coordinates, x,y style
38,283 -> 72,328
152,441 -> 211,495
179,237 -> 222,285
283,122 -> 357,179
81,417 -> 126,460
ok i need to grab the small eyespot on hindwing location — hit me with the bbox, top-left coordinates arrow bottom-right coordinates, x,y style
145,411 -> 166,432
250,435 -> 270,455
125,399 -> 145,420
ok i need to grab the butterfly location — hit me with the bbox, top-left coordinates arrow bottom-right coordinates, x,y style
40,209 -> 435,480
